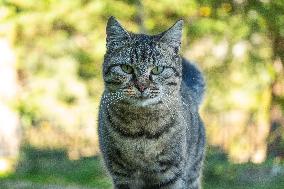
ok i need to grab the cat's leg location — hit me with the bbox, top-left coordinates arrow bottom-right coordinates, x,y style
112,174 -> 133,189
144,173 -> 186,189
185,170 -> 202,189
112,169 -> 144,189
113,178 -> 144,189
106,148 -> 137,189
112,167 -> 143,189
187,179 -> 201,189
159,177 -> 200,189
159,177 -> 186,189
114,184 -> 130,189
110,164 -> 132,189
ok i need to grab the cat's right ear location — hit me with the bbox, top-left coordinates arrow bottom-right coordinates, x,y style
158,20 -> 184,53
106,16 -> 131,51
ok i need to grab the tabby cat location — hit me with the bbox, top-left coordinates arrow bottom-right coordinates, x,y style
98,16 -> 206,189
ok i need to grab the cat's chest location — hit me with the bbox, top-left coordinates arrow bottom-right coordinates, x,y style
112,134 -> 168,167
107,106 -> 181,138
108,119 -> 186,169
105,106 -> 187,168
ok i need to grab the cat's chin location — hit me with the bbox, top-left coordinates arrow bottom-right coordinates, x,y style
136,99 -> 157,107
126,97 -> 161,107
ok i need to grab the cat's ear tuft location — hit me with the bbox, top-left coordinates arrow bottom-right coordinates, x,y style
106,16 -> 131,51
159,20 -> 184,52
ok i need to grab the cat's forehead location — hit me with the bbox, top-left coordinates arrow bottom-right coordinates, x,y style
130,33 -> 158,49
129,35 -> 161,66
105,33 -> 176,67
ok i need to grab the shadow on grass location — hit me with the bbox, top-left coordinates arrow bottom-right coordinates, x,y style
203,147 -> 284,189
0,146 -> 112,189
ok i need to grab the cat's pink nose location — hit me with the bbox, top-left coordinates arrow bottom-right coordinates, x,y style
134,79 -> 149,93
136,82 -> 146,92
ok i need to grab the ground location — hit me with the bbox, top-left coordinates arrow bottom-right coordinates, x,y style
0,147 -> 284,189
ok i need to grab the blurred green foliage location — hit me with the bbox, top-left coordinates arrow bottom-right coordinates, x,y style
1,0 -> 284,160
0,0 -> 284,188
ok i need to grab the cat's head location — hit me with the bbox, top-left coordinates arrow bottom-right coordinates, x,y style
103,16 -> 183,107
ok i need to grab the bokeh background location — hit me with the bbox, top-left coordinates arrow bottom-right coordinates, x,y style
0,0 -> 284,188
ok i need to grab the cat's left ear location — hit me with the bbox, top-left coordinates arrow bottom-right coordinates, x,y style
158,20 -> 184,52
106,16 -> 131,52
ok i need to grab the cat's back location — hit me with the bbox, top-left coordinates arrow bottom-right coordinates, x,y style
181,58 -> 205,106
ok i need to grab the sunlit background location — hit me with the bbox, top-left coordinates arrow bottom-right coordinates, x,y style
0,0 -> 284,188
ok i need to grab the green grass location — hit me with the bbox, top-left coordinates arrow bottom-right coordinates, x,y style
0,147 -> 112,189
203,148 -> 284,189
0,147 -> 284,189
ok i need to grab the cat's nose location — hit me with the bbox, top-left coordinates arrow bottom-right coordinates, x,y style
137,84 -> 146,92
134,79 -> 150,93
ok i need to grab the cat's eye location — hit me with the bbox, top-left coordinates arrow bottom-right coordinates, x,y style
121,65 -> 133,74
151,66 -> 164,75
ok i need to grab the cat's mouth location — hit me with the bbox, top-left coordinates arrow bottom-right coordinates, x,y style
121,88 -> 161,106
137,93 -> 150,99
138,96 -> 148,100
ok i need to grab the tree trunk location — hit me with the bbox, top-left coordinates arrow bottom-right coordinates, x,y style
135,0 -> 146,33
0,39 -> 21,160
267,35 -> 284,158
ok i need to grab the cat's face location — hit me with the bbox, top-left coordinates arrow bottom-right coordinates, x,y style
103,17 -> 183,107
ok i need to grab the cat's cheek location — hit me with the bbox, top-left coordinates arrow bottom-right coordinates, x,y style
123,85 -> 136,94
165,72 -> 176,79
108,71 -> 132,81
151,71 -> 175,82
107,65 -> 132,78
104,77 -> 131,93
161,69 -> 175,79
150,75 -> 164,83
104,76 -> 123,85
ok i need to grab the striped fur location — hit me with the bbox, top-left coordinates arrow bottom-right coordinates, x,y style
99,17 -> 206,189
